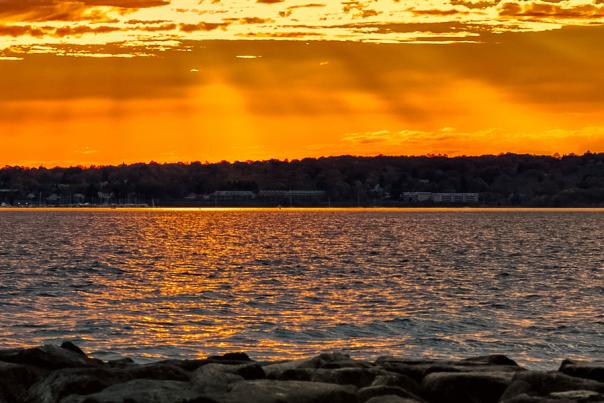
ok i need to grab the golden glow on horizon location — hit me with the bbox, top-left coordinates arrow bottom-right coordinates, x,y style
1,1 -> 604,166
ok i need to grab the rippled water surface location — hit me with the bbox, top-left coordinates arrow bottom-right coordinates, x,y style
0,208 -> 603,369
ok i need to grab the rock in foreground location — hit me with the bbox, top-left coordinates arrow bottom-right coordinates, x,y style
0,343 -> 602,403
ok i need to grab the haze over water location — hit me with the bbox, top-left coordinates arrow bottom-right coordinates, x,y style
0,209 -> 602,369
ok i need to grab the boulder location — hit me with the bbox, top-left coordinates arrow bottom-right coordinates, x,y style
370,371 -> 422,397
311,368 -> 375,388
125,362 -> 192,382
27,367 -> 131,403
59,379 -> 207,403
375,355 -> 521,382
155,359 -> 211,372
560,360 -> 604,383
106,358 -> 135,368
549,390 -> 604,401
0,345 -> 100,370
207,353 -> 252,363
366,396 -> 424,403
421,371 -> 515,403
461,355 -> 519,366
263,353 -> 372,379
195,363 -> 264,380
263,360 -> 316,379
59,342 -> 87,358
500,371 -> 604,402
357,386 -> 425,403
0,361 -> 44,403
277,368 -> 317,381
502,390 -> 604,402
192,364 -> 245,396
223,379 -> 359,403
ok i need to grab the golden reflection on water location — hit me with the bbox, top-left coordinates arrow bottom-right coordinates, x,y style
0,208 -> 602,369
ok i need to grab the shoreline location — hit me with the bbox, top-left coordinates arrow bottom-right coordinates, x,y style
2,206 -> 604,212
1,342 -> 603,403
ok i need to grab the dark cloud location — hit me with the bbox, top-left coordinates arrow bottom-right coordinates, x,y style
0,0 -> 169,22
499,2 -> 604,19
408,8 -> 470,16
449,0 -> 502,9
0,23 -> 120,37
179,21 -> 231,32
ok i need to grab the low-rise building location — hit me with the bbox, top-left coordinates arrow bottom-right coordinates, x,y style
258,190 -> 326,201
208,191 -> 256,201
402,192 -> 480,204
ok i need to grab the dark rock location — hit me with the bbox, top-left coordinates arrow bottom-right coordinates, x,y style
263,353 -> 372,380
315,353 -> 374,370
156,355 -> 253,374
549,390 -> 604,401
223,363 -> 265,380
371,371 -> 422,397
421,371 -> 515,403
0,361 -> 45,403
560,360 -> 604,383
0,345 -> 100,370
375,355 -> 521,382
366,396 -> 424,403
500,371 -> 604,402
156,359 -> 211,372
502,390 -> 604,402
195,362 -> 264,381
357,386 -> 425,403
268,365 -> 374,387
192,364 -> 245,396
310,368 -> 375,388
29,362 -> 196,403
461,355 -> 519,366
263,359 -> 317,379
60,379 -> 206,403
278,368 -> 316,381
125,363 -> 192,382
27,367 -> 130,403
207,353 -> 251,362
106,358 -> 135,368
60,342 -> 87,358
223,379 -> 359,403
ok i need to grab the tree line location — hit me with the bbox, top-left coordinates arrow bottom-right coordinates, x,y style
1,153 -> 603,206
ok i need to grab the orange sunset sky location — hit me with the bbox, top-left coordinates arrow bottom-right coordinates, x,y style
1,0 -> 604,166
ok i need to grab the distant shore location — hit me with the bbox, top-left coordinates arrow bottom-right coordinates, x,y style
1,342 -> 603,403
2,206 -> 604,212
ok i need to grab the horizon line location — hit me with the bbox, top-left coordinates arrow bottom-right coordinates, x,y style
3,151 -> 602,170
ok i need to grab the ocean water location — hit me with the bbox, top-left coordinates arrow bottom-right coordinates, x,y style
0,208 -> 602,369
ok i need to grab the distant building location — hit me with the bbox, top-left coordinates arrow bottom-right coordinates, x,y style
401,192 -> 433,202
98,192 -> 114,201
285,190 -> 326,200
257,190 -> 288,199
258,190 -> 326,201
208,191 -> 256,201
401,192 -> 479,204
46,194 -> 61,202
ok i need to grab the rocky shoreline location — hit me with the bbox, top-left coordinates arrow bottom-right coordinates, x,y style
0,342 -> 603,403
